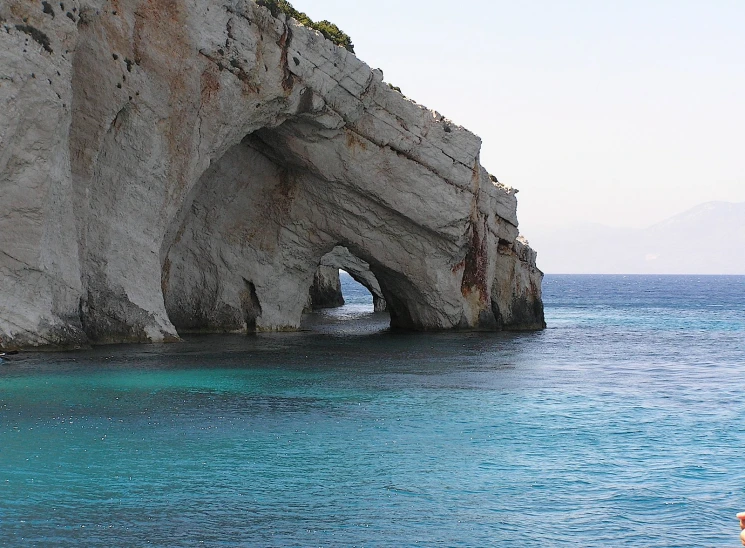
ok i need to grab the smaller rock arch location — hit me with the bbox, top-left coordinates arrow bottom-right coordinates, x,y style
309,246 -> 387,313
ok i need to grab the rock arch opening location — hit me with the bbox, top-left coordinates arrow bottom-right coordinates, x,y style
160,114 -> 456,335
308,246 -> 387,314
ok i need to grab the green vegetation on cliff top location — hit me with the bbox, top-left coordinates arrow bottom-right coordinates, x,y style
256,0 -> 354,53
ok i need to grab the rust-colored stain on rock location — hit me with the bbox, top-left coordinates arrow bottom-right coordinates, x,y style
276,25 -> 294,92
460,220 -> 489,303
345,130 -> 368,151
200,65 -> 220,104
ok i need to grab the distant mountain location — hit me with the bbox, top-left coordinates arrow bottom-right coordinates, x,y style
526,201 -> 745,274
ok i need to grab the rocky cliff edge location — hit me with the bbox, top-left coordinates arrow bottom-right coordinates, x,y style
0,0 -> 544,350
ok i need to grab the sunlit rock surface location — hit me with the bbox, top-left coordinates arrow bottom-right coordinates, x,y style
0,0 -> 544,349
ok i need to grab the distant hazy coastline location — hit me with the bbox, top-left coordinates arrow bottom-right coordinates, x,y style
528,201 -> 745,275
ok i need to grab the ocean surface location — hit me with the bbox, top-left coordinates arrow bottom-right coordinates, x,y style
1,274 -> 744,547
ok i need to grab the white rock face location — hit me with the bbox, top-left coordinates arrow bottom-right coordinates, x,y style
0,0 -> 544,349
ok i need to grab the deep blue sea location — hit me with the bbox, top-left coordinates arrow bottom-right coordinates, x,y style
1,274 -> 744,547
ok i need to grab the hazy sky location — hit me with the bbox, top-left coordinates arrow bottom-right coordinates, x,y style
291,0 -> 745,237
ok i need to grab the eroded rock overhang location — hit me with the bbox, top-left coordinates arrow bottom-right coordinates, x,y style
0,0 -> 545,350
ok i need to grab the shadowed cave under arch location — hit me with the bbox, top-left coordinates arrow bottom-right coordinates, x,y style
161,117 -> 464,334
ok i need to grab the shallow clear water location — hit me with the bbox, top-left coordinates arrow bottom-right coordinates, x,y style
1,274 -> 744,546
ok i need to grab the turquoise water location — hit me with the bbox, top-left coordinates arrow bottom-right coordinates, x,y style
1,274 -> 744,546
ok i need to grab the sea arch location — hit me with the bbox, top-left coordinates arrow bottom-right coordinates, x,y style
14,0 -> 543,349
311,246 -> 388,313
160,116 -> 469,334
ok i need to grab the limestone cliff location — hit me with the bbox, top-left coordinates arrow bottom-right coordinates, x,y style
0,0 -> 544,350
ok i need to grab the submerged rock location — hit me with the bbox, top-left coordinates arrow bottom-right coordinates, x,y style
0,0 -> 544,349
